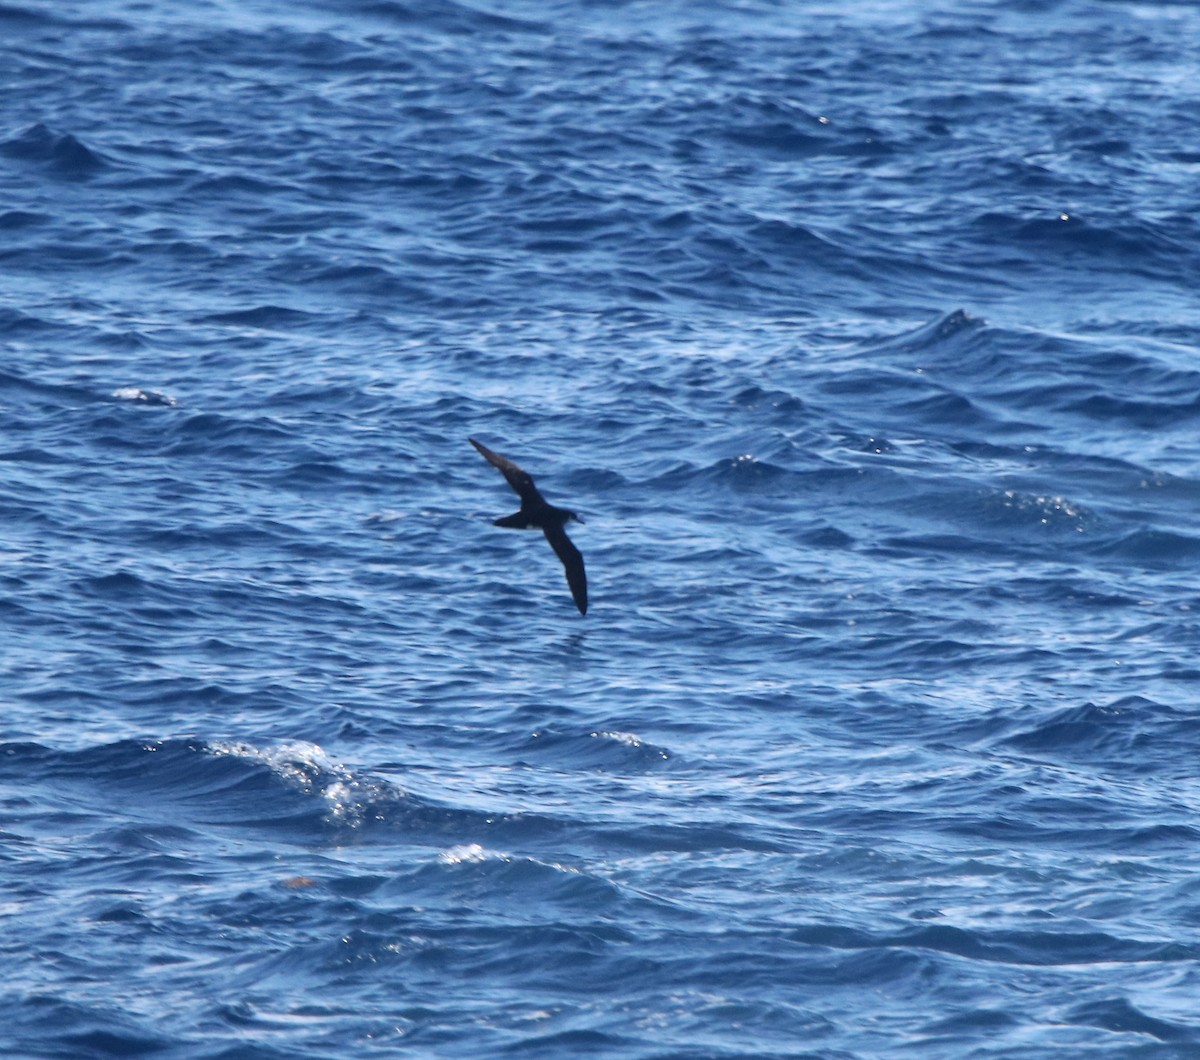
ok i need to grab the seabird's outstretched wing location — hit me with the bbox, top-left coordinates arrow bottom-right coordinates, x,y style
544,523 -> 587,615
469,437 -> 545,507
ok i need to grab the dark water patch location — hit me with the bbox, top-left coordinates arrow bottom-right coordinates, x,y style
1065,997 -> 1200,1044
0,741 -> 55,777
0,366 -> 97,401
0,445 -> 70,464
0,208 -> 47,229
1,242 -> 137,272
198,305 -> 320,329
861,314 -> 1200,440
967,210 -> 1199,283
269,458 -> 356,489
730,384 -> 807,418
3,996 -> 173,1058
0,4 -> 50,24
0,123 -> 108,177
73,569 -> 155,599
0,309 -> 56,342
1064,390 -> 1200,427
726,123 -> 843,159
1000,696 -> 1200,771
1087,527 -> 1200,567
788,921 -> 1198,968
165,411 -> 297,459
0,4 -> 128,30
891,387 -> 1000,431
801,524 -> 856,548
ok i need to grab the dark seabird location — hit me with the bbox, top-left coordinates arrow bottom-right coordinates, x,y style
469,437 -> 587,615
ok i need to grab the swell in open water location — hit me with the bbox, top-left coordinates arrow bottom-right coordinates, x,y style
3,0 -> 1200,1056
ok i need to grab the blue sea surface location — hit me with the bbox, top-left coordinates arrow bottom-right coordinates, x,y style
3,0 -> 1200,1055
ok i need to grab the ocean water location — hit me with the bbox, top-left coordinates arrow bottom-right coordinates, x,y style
3,0 -> 1200,1055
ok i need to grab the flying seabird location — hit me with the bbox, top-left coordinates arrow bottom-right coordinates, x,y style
469,437 -> 587,615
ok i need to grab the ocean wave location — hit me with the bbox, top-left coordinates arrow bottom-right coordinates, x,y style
0,123 -> 109,176
4,0 -> 1200,1055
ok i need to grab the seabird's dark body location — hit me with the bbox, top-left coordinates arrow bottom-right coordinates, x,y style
469,437 -> 587,615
